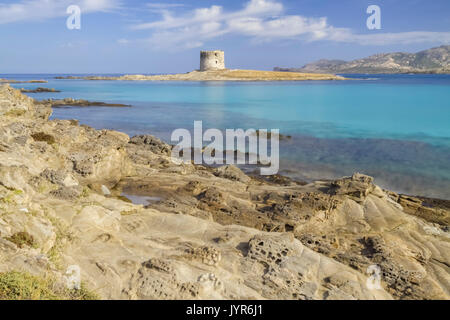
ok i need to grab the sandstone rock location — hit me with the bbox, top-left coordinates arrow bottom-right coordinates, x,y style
214,165 -> 250,183
0,84 -> 448,301
328,173 -> 376,201
129,135 -> 171,156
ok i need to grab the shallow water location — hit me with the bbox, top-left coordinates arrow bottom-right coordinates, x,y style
121,194 -> 162,206
5,73 -> 450,199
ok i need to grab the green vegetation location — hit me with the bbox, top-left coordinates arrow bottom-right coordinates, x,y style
4,109 -> 26,117
45,215 -> 72,269
31,132 -> 56,145
6,232 -> 35,248
80,186 -> 91,198
0,189 -> 23,205
120,209 -> 138,216
0,271 -> 100,300
0,271 -> 58,300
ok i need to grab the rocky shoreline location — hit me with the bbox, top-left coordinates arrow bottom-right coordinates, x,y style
0,84 -> 448,300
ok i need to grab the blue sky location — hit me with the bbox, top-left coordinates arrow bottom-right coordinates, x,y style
0,0 -> 449,73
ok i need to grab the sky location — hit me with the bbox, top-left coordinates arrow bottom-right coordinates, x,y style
0,0 -> 449,73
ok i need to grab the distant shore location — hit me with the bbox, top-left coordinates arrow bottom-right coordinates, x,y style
54,69 -> 346,82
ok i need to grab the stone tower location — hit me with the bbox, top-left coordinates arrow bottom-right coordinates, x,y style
200,50 -> 225,71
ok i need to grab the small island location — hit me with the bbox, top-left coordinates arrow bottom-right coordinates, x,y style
55,50 -> 345,82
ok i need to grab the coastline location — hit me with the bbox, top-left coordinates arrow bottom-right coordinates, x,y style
54,69 -> 346,81
0,83 -> 449,300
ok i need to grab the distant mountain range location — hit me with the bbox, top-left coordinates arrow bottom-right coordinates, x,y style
274,45 -> 450,74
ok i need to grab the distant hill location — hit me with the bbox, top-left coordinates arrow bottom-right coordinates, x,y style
274,45 -> 450,74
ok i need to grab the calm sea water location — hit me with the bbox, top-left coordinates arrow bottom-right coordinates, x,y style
4,74 -> 450,199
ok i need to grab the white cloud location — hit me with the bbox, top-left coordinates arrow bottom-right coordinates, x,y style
117,38 -> 129,45
0,0 -> 121,24
60,40 -> 88,48
146,3 -> 185,9
130,0 -> 450,50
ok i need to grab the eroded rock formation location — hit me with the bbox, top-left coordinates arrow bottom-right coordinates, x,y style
0,84 -> 448,300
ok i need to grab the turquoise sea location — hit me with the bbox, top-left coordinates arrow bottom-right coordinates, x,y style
4,74 -> 450,199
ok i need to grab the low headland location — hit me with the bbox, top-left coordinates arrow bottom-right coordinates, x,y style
0,84 -> 448,300
0,79 -> 47,84
55,69 -> 346,81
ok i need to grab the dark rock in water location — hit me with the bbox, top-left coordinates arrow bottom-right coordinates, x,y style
41,98 -> 131,108
252,129 -> 292,140
54,76 -> 80,80
21,87 -> 61,93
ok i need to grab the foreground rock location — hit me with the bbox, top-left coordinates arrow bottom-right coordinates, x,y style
54,69 -> 345,82
0,84 -> 448,300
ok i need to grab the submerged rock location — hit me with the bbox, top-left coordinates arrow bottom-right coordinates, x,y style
41,98 -> 130,108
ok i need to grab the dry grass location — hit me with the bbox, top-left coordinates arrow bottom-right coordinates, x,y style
0,271 -> 100,300
4,109 -> 26,117
6,232 -> 35,248
31,132 -> 56,144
